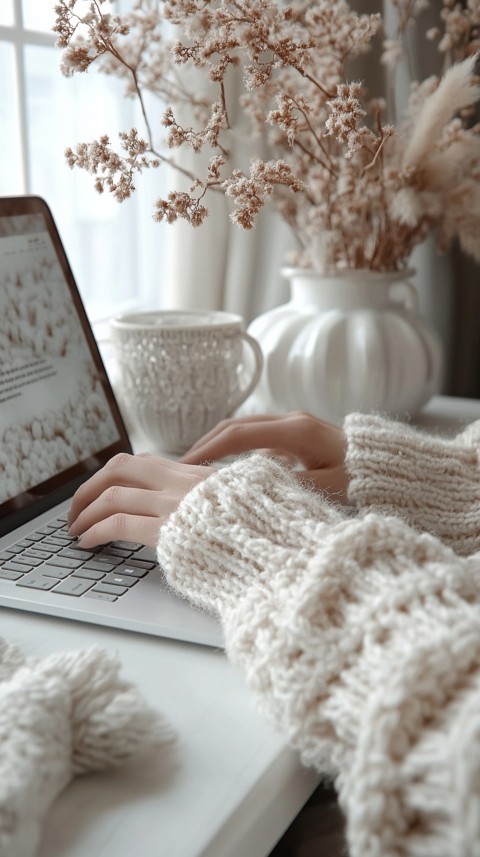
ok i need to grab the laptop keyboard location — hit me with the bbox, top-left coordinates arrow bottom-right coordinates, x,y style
0,514 -> 157,602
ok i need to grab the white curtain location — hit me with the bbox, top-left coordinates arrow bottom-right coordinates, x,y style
163,200 -> 292,323
161,64 -> 293,324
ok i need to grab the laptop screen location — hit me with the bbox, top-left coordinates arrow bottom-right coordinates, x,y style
0,196 -> 131,535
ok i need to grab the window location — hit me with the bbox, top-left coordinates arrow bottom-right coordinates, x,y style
0,0 -> 166,321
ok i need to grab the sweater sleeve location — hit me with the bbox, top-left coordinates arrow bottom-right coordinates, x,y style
344,413 -> 480,555
157,453 -> 480,857
156,454 -> 344,613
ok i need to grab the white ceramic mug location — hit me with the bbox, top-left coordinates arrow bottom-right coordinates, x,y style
110,310 -> 263,453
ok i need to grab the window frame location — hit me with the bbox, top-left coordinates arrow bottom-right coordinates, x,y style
0,1 -> 168,324
0,1 -> 57,193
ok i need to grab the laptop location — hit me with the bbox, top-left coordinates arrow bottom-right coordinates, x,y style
0,195 -> 223,647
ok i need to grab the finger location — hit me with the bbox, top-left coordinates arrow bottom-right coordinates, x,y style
181,418 -> 305,464
69,453 -> 155,526
68,452 -> 179,528
182,414 -> 289,458
256,448 -> 299,467
69,486 -> 165,538
76,514 -> 162,549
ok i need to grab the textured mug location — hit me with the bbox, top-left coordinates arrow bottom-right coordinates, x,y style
110,310 -> 263,453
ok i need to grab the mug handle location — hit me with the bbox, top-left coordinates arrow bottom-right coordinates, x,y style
388,279 -> 418,311
226,332 -> 264,415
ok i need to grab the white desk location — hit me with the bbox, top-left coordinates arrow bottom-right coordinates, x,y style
413,393 -> 480,433
2,394 -> 480,857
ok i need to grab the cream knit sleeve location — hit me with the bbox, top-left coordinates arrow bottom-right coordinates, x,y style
157,454 -> 343,613
157,453 -> 480,857
345,413 -> 480,555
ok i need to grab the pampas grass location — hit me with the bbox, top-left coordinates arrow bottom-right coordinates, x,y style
403,55 -> 480,168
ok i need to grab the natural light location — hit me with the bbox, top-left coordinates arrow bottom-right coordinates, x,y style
0,0 -> 166,321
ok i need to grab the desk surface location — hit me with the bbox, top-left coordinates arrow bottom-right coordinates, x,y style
3,394 -> 480,857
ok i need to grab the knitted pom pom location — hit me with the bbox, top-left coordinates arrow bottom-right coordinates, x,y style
0,641 -> 173,857
41,647 -> 174,773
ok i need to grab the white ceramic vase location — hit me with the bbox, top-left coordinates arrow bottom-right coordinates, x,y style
247,267 -> 443,421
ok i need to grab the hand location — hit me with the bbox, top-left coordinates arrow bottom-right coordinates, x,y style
181,411 -> 348,501
68,452 -> 214,548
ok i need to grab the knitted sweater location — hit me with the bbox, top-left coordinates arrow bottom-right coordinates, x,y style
157,413 -> 480,857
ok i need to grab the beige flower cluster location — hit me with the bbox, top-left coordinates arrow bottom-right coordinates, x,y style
54,0 -> 480,272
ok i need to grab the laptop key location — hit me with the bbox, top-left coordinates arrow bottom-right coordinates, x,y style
94,554 -> 124,566
3,561 -> 33,573
93,583 -> 128,596
53,578 -> 95,596
126,559 -> 156,570
103,547 -> 134,558
37,540 -> 63,553
0,551 -> 16,562
86,590 -> 118,602
36,525 -> 59,535
53,531 -> 79,542
20,548 -> 54,561
120,566 -> 149,579
84,561 -> 116,572
17,574 -> 57,590
12,554 -> 44,567
58,548 -> 95,561
0,570 -> 24,581
39,566 -> 73,579
111,541 -> 142,551
49,556 -> 83,569
45,535 -> 74,546
104,573 -> 138,588
2,545 -> 25,555
24,532 -> 46,542
15,539 -> 34,548
72,569 -> 105,581
133,547 -> 158,562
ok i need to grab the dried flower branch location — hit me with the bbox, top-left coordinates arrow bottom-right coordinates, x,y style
54,0 -> 480,272
65,129 -> 160,201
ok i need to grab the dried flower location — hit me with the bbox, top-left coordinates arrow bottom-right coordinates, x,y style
54,0 -> 480,272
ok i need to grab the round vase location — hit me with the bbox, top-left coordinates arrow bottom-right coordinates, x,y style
247,267 -> 443,421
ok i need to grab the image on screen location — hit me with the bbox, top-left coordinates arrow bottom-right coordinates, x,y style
0,212 -> 120,505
